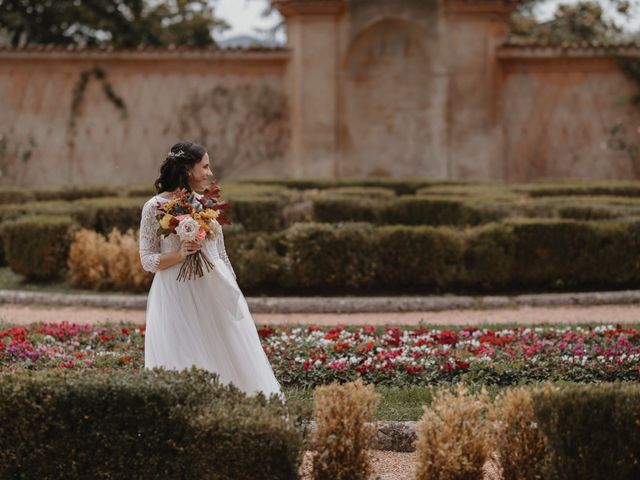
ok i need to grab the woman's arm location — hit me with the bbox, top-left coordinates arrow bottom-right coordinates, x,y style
215,225 -> 237,279
139,201 -> 203,273
157,241 -> 201,271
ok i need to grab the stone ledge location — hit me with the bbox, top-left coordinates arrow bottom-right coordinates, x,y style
1,289 -> 640,313
302,420 -> 417,452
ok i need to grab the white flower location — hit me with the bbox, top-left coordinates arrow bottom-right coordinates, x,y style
175,217 -> 200,241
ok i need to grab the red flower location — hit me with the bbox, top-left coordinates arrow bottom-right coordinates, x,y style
258,326 -> 276,339
435,330 -> 458,345
362,325 -> 376,336
456,360 -> 470,370
333,341 -> 351,353
357,341 -> 375,354
406,365 -> 425,374
324,326 -> 345,341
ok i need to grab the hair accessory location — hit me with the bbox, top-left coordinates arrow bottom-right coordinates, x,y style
168,149 -> 186,158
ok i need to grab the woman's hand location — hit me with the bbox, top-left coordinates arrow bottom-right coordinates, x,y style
179,239 -> 202,260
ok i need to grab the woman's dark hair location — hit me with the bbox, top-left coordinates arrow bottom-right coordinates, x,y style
154,141 -> 207,194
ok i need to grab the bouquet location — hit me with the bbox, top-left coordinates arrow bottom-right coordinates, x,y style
155,180 -> 231,281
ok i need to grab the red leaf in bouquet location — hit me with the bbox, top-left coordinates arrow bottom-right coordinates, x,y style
212,201 -> 232,225
203,180 -> 221,200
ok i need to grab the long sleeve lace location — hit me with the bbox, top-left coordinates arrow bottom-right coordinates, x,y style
139,200 -> 161,273
216,225 -> 236,279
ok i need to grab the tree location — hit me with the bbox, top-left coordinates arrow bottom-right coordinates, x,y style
508,0 -> 634,44
0,0 -> 228,47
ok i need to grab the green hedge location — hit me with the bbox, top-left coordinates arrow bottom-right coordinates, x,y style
0,368 -> 302,480
313,196 -> 384,223
224,225 -> 288,291
376,225 -> 465,289
508,218 -> 638,289
226,196 -> 287,232
382,195 -> 509,226
313,195 -> 509,226
275,219 -> 640,293
33,184 -> 120,202
283,222 -> 379,289
0,215 -> 78,281
0,200 -> 84,223
243,177 -> 451,195
0,187 -> 36,205
533,383 -> 640,480
3,217 -> 639,294
516,181 -> 640,198
72,196 -> 146,234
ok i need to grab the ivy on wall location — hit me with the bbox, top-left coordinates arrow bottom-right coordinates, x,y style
178,84 -> 289,177
0,133 -> 37,181
69,67 -> 128,132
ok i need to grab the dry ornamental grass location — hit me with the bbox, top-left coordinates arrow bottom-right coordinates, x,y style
492,387 -> 548,480
68,228 -> 152,292
415,384 -> 495,480
312,379 -> 380,480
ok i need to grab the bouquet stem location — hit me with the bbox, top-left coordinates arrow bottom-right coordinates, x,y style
177,250 -> 215,281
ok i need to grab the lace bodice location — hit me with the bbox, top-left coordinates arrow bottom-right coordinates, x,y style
138,195 -> 236,278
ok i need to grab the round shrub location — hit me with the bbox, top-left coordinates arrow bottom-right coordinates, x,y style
0,215 -> 78,280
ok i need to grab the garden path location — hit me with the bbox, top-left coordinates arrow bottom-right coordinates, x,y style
1,303 -> 638,326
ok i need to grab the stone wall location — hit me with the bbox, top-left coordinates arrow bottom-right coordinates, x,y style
0,47 -> 289,187
499,46 -> 640,181
338,0 -> 448,177
1,0 -> 640,187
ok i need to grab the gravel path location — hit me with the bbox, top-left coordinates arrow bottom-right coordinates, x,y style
1,303 -> 639,326
298,451 -> 417,480
297,451 -> 503,480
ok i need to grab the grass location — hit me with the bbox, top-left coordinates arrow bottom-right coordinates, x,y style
284,382 -> 588,421
0,267 -> 135,296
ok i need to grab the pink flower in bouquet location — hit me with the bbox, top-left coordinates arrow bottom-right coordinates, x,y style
175,216 -> 200,242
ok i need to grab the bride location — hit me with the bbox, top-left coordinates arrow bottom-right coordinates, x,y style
139,141 -> 282,398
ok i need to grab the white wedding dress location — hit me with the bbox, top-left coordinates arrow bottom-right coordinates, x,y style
138,195 -> 282,398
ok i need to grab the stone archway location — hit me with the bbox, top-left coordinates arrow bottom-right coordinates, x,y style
339,18 -> 447,178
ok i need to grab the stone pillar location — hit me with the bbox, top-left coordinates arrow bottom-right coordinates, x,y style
274,0 -> 346,177
442,0 -> 517,179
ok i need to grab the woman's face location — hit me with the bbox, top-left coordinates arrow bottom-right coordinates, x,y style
188,153 -> 213,192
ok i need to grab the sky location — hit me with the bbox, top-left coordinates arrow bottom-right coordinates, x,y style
213,0 -> 640,42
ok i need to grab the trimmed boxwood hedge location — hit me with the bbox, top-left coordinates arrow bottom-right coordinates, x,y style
376,225 -> 465,288
275,219 -> 640,293
533,383 -> 640,480
33,184 -> 120,202
283,222 -> 379,289
0,187 -> 36,205
242,177 -> 460,195
226,196 -> 287,232
2,216 -> 639,294
0,215 -> 78,280
0,368 -> 302,480
313,195 -> 510,226
72,196 -> 146,234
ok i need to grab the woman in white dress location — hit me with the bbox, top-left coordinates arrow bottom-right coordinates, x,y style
139,141 -> 282,398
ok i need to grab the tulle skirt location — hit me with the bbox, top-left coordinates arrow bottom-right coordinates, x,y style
144,254 -> 282,398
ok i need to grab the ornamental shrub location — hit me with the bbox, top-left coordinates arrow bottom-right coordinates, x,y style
415,384 -> 496,480
532,383 -> 640,480
0,214 -> 78,280
0,368 -> 303,480
312,379 -> 380,480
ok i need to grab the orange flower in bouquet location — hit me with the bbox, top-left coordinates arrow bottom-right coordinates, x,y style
155,180 -> 231,281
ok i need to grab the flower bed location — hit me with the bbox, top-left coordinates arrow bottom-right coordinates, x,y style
1,322 -> 639,386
